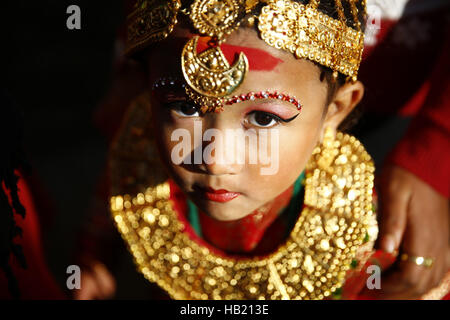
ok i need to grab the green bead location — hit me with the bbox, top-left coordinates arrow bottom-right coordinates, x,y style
363,232 -> 369,243
332,287 -> 342,300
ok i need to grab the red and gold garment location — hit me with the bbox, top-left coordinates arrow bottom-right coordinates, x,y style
0,171 -> 65,299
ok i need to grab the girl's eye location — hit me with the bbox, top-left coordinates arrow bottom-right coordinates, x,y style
168,101 -> 201,117
247,111 -> 282,128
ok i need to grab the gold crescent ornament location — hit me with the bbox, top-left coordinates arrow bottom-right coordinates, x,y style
181,36 -> 249,98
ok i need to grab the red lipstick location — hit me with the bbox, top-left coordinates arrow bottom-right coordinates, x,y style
197,186 -> 240,203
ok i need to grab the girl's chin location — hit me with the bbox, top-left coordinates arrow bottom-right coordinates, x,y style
207,211 -> 250,222
193,201 -> 255,222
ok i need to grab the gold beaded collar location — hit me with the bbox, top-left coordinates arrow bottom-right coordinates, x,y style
109,95 -> 378,300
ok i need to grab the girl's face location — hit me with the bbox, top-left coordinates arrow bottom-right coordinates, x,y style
145,27 -> 358,221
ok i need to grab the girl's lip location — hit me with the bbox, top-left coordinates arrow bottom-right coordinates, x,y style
195,186 -> 241,203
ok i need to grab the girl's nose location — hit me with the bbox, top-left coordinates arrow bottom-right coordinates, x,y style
197,126 -> 245,176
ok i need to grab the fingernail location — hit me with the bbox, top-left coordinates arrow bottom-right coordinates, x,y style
383,235 -> 395,253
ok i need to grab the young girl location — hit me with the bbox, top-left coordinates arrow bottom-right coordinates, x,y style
103,0 -> 449,299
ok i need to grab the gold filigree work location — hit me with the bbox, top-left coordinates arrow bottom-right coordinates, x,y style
190,0 -> 246,40
258,0 -> 364,81
181,36 -> 249,98
126,0 -> 181,56
182,0 -> 250,99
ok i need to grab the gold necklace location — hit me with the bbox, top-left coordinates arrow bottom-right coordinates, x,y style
109,95 -> 378,300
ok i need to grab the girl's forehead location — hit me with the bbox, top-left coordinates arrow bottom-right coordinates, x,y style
148,34 -> 319,83
148,26 -> 292,70
147,26 -> 327,112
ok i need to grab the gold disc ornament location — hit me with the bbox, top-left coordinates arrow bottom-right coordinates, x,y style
190,0 -> 246,40
126,0 -> 181,56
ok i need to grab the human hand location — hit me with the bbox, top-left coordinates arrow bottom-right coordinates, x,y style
73,261 -> 116,300
369,165 -> 450,299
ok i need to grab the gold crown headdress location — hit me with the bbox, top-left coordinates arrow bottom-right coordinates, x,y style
126,0 -> 366,110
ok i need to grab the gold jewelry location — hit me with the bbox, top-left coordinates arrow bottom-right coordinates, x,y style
185,86 -> 225,113
109,96 -> 378,300
317,127 -> 339,172
258,0 -> 364,81
125,0 -> 366,111
182,1 -> 250,99
181,36 -> 249,99
125,0 -> 181,56
189,0 -> 246,41
126,1 -> 365,81
400,253 -> 434,268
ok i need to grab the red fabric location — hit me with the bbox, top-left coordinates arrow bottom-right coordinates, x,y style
169,179 -> 296,259
0,172 -> 65,299
360,7 -> 450,198
360,9 -> 448,115
343,250 -> 397,300
386,31 -> 450,197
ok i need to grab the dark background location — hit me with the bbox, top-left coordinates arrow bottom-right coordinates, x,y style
1,0 -> 124,292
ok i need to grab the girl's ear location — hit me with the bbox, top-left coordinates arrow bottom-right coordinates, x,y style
322,80 -> 364,132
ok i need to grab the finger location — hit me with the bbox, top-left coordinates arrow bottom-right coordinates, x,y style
377,180 -> 411,253
429,258 -> 446,290
384,264 -> 426,298
379,213 -> 439,298
363,262 -> 428,300
74,272 -> 99,300
400,190 -> 447,295
91,263 -> 116,299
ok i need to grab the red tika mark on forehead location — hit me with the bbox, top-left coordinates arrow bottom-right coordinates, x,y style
197,37 -> 283,71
